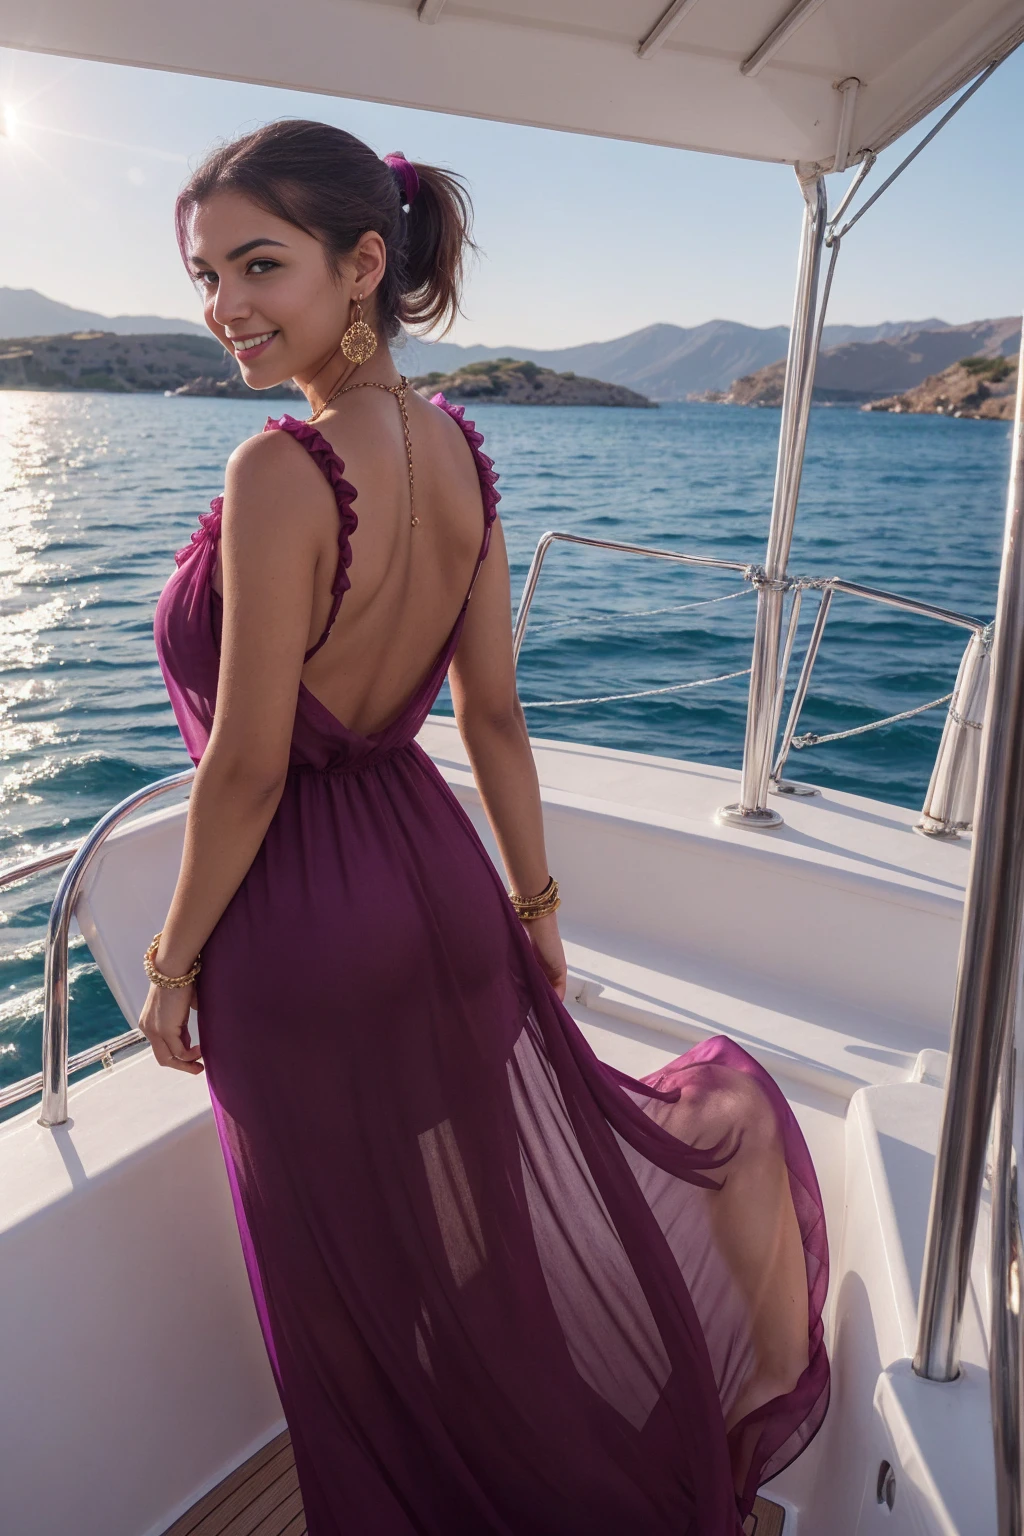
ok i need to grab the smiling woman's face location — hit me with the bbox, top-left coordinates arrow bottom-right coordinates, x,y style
186,190 -> 366,390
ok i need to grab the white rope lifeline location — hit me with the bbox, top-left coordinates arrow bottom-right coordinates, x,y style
528,586 -> 754,634
792,691 -> 953,749
520,666 -> 752,710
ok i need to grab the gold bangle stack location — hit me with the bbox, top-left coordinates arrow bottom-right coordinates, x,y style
508,876 -> 560,922
143,931 -> 202,989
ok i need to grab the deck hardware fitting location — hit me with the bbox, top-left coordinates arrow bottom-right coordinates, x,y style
825,153 -> 876,243
636,0 -> 702,59
876,1461 -> 896,1510
740,0 -> 827,78
832,77 -> 860,173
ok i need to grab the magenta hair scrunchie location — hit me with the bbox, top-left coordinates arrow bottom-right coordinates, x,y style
383,152 -> 420,209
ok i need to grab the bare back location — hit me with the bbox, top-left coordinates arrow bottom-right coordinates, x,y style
214,387 -> 494,737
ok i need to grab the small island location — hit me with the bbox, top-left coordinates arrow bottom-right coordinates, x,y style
412,357 -> 656,408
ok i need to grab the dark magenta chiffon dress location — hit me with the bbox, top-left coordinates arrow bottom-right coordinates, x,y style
154,398 -> 829,1535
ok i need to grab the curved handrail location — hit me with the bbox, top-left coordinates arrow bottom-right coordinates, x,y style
511,532 -> 753,664
0,843 -> 79,891
37,768 -> 195,1126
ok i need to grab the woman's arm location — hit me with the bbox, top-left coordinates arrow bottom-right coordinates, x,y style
447,517 -> 567,999
139,432 -> 335,1072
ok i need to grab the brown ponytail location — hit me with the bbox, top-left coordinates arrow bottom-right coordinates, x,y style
175,120 -> 476,339
399,161 -> 474,335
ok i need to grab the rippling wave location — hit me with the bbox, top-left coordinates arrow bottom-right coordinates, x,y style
0,390 -> 1011,1104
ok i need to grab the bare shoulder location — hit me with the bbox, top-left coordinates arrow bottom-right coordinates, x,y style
222,426 -> 335,537
413,392 -> 485,486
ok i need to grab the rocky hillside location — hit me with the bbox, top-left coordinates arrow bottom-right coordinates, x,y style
864,355 -> 1018,420
412,357 -> 655,407
0,330 -> 300,397
700,317 -> 1022,407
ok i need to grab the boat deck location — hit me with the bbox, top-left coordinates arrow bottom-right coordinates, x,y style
161,1428 -> 783,1535
163,1431 -> 304,1536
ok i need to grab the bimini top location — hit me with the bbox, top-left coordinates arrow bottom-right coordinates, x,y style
3,0 -> 1024,167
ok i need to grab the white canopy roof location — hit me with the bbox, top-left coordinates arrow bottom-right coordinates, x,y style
2,0 -> 1023,167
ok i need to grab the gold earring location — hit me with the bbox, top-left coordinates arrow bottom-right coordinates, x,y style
340,296 -> 377,366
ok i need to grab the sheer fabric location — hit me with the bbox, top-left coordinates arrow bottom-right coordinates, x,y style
153,400 -> 828,1534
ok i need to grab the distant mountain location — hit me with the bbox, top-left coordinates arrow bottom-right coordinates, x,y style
396,318 -> 959,400
811,318 -> 1020,397
0,287 -> 207,339
721,318 -> 1022,406
0,288 -> 995,400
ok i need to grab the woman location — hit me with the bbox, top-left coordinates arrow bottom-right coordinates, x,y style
145,120 -> 828,1535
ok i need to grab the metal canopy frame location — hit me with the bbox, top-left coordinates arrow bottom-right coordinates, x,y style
718,170 -> 827,829
703,41 -> 1024,1493
717,54 -> 1019,829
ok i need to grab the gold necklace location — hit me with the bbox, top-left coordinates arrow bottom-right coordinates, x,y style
308,375 -> 418,529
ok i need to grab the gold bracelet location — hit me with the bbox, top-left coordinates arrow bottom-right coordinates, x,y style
508,876 -> 560,921
143,931 -> 202,989
509,875 -> 557,910
516,895 -> 560,923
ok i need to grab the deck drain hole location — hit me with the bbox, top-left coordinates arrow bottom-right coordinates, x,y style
876,1460 -> 896,1510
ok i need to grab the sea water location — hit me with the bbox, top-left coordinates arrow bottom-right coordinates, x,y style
0,390 -> 1012,1102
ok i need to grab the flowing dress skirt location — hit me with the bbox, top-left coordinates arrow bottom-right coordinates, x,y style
196,744 -> 829,1536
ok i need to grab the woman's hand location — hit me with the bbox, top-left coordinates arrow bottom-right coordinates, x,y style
524,912 -> 567,1001
138,982 -> 205,1075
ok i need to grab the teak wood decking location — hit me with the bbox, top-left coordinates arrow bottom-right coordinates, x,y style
162,1431 -> 304,1536
161,1427 -> 785,1535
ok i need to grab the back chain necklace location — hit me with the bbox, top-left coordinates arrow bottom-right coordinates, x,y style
307,375 -> 417,529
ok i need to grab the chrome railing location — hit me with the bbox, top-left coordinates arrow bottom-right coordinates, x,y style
0,843 -> 79,889
0,769 -> 194,1123
990,1006 -> 1024,1536
770,579 -> 988,794
512,532 -> 988,807
512,531 -> 754,664
719,171 -> 828,831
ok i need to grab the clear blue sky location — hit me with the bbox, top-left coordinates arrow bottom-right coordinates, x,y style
0,43 -> 1021,348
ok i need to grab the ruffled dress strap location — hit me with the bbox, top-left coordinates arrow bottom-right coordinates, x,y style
430,394 -> 501,589
263,413 -> 359,661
